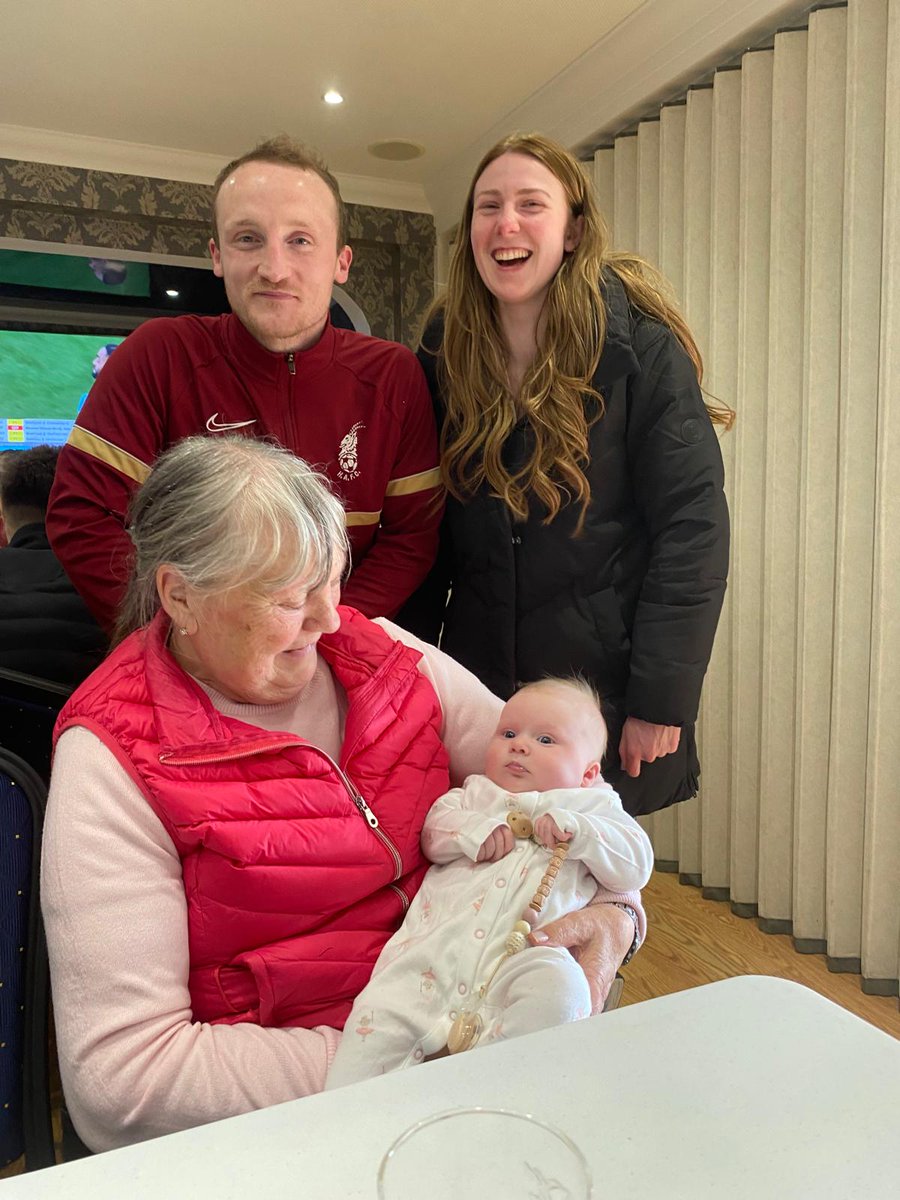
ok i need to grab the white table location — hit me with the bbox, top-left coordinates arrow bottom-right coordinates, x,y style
3,976 -> 898,1198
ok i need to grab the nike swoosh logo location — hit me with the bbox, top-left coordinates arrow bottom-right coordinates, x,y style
206,413 -> 258,432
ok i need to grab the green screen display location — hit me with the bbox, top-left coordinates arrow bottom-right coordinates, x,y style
0,249 -> 150,297
0,329 -> 126,449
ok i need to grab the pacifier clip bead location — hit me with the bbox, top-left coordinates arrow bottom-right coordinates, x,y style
524,839 -> 570,924
446,830 -> 570,1054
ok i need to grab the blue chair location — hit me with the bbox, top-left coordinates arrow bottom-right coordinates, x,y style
0,747 -> 54,1170
0,668 -> 72,786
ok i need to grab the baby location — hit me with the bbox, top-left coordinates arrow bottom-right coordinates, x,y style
326,677 -> 653,1088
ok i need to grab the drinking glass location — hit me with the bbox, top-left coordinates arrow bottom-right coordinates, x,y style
377,1106 -> 592,1199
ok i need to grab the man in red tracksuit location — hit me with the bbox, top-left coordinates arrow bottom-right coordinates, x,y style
47,136 -> 443,633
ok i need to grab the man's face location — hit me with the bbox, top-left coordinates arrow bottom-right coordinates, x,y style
92,347 -> 111,378
209,162 -> 352,354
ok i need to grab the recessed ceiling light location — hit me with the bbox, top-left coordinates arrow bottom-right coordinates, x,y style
165,289 -> 180,298
368,139 -> 425,161
323,90 -> 344,105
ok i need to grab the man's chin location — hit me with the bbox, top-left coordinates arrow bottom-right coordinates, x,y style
246,322 -> 301,353
243,314 -> 325,355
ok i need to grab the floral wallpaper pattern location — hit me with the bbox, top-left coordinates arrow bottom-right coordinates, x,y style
0,157 -> 435,346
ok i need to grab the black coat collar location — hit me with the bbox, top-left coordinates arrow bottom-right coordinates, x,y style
6,522 -> 50,551
422,268 -> 641,389
594,269 -> 641,388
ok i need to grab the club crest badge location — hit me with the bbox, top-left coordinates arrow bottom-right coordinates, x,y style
337,421 -> 365,480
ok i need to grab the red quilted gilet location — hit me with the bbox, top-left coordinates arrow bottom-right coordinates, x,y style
55,607 -> 450,1028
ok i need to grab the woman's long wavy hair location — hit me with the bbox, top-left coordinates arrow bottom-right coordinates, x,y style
430,131 -> 733,529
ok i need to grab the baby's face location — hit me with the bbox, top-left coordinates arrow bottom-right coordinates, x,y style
484,687 -> 601,793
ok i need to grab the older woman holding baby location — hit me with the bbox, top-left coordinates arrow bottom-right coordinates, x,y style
41,435 -> 644,1152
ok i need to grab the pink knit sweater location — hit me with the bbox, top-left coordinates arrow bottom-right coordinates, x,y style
42,619 -> 645,1152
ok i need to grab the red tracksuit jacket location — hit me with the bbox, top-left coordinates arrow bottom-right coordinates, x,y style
46,314 -> 443,630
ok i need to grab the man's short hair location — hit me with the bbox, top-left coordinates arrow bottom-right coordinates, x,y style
0,444 -> 60,517
210,135 -> 348,247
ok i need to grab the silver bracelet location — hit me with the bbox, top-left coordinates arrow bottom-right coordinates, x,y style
612,902 -> 641,966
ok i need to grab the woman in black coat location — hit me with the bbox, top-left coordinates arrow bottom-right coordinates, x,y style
404,132 -> 730,817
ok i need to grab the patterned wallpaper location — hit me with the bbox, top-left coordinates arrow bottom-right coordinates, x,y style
0,158 -> 435,347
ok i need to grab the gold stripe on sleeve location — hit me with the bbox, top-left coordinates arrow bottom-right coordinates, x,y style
67,426 -> 151,484
384,467 -> 443,497
345,510 -> 382,527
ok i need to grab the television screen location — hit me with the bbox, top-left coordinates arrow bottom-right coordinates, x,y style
0,249 -> 150,298
0,329 -> 126,451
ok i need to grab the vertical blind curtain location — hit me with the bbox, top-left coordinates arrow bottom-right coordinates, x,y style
594,0 -> 899,998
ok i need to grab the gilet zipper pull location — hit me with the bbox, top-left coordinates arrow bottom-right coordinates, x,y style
286,351 -> 296,375
351,789 -> 380,829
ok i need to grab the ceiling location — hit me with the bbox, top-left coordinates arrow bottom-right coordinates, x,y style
2,0 -> 814,235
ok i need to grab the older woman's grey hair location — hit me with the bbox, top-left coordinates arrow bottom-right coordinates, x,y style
115,436 -> 349,642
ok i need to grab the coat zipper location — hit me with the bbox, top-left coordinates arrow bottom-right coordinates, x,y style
284,352 -> 297,449
159,736 -> 403,879
332,755 -> 404,880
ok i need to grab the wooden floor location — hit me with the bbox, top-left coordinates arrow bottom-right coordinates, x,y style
623,869 -> 900,1038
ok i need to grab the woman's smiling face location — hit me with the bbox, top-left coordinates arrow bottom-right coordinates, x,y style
469,151 -> 582,317
167,549 -> 345,705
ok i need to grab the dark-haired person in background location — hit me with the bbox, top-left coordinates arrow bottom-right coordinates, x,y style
47,135 -> 442,633
91,342 -> 119,378
0,445 -> 107,686
77,342 -> 120,412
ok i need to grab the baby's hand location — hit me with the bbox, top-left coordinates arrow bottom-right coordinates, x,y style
476,824 -> 515,862
533,814 -> 572,849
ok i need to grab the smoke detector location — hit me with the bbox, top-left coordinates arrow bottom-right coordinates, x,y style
367,140 -> 425,161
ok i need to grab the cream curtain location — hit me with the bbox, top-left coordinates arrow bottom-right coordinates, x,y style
595,0 -> 899,998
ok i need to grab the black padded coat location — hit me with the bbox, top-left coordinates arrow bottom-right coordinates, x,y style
0,523 -> 107,687
401,273 -> 729,816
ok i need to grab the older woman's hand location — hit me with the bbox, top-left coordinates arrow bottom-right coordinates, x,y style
529,903 -> 635,1013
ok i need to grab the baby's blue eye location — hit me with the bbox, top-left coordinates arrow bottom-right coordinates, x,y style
502,730 -> 516,739
537,735 -> 554,745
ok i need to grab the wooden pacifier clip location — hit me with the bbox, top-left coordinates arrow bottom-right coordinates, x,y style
446,811 -> 570,1054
